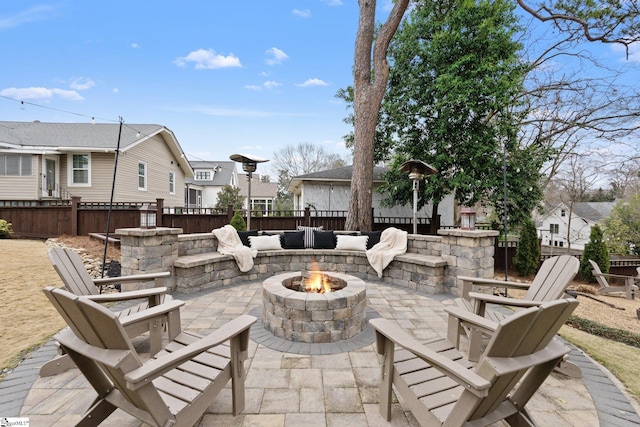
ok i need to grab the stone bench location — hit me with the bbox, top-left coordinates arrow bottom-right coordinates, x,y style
173,238 -> 448,294
116,227 -> 500,297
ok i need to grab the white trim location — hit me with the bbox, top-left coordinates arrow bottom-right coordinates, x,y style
67,153 -> 91,187
169,170 -> 176,195
138,161 -> 147,191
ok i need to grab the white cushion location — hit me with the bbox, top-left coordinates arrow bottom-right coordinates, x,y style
335,235 -> 368,251
248,235 -> 282,251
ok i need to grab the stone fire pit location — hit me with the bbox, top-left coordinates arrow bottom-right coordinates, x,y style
262,271 -> 367,343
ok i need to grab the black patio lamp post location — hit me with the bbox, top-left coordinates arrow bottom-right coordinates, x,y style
400,160 -> 437,234
230,154 -> 269,231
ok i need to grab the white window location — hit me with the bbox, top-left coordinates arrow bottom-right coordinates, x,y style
195,171 -> 211,180
550,224 -> 559,234
68,153 -> 91,186
138,161 -> 147,190
560,209 -> 566,217
0,154 -> 32,176
169,171 -> 176,194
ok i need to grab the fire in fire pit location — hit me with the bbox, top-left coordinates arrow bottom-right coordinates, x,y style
282,270 -> 347,294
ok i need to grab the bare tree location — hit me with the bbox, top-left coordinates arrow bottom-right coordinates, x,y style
346,0 -> 409,231
271,142 -> 345,210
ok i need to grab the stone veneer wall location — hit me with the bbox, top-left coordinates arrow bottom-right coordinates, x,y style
438,229 -> 499,295
116,227 -> 182,291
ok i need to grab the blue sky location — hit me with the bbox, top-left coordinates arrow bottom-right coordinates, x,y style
0,1 -> 385,173
1,2 -> 638,179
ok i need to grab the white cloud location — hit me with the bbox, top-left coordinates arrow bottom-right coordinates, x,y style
174,48 -> 242,69
0,5 -> 58,30
263,80 -> 282,89
131,42 -> 141,49
0,87 -> 84,101
611,42 -> 640,63
244,81 -> 282,91
295,78 -> 329,87
68,77 -> 95,91
112,88 -> 119,93
292,8 -> 311,18
265,47 -> 289,66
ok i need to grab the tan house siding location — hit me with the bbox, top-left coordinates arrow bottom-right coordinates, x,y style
0,155 -> 39,200
115,135 -> 186,206
60,152 -> 117,202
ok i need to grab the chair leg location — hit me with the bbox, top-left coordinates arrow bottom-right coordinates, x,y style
378,338 -> 395,421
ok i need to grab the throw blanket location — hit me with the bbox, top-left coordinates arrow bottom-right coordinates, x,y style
366,227 -> 408,278
212,225 -> 257,272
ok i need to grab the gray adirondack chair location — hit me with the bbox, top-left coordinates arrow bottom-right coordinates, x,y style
40,247 -> 184,377
454,255 -> 579,364
589,259 -> 637,300
370,298 -> 578,427
43,286 -> 256,427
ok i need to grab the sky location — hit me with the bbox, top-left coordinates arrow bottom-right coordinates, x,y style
0,1 -> 388,175
1,2 -> 638,180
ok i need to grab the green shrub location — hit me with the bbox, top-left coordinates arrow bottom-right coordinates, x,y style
514,218 -> 540,276
230,211 -> 247,231
580,224 -> 609,282
0,219 -> 13,238
567,315 -> 640,348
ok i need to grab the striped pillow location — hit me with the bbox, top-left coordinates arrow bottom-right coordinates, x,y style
297,225 -> 323,248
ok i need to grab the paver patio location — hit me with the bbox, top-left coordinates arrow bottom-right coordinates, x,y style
3,279 -> 640,426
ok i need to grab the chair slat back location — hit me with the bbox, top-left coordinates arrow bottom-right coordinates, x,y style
589,259 -> 609,289
44,286 -> 161,413
525,255 -> 579,301
460,299 -> 578,421
48,247 -> 99,296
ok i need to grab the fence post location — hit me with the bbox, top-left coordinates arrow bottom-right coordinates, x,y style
227,204 -> 234,223
71,196 -> 81,236
304,207 -> 310,225
156,198 -> 164,226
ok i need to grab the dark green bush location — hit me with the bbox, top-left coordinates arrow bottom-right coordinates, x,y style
514,218 -> 540,276
580,224 -> 609,282
230,211 -> 247,231
567,315 -> 640,348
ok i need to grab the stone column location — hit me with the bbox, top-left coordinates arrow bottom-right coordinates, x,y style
438,229 -> 499,296
116,227 -> 182,291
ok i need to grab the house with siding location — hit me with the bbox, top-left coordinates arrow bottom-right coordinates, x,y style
287,165 -> 456,226
537,201 -> 615,251
238,174 -> 278,215
184,160 -> 238,208
0,121 -> 193,206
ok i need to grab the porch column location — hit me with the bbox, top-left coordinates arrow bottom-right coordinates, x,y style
438,229 -> 499,296
116,226 -> 182,291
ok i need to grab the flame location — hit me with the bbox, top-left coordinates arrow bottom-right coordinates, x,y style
305,263 -> 332,293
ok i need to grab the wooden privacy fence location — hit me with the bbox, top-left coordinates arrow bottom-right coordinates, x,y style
0,198 -> 436,238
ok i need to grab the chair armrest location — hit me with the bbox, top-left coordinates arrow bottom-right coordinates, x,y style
118,300 -> 185,328
84,287 -> 168,303
468,292 -> 543,308
125,315 -> 257,389
93,271 -> 171,285
485,339 -> 569,376
444,306 -> 498,332
458,275 -> 530,299
370,318 -> 490,397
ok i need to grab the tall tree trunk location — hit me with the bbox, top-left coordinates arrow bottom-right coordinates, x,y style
346,0 -> 409,231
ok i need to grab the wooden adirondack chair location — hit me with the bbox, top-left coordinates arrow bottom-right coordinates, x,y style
40,247 -> 184,377
371,298 -> 579,427
43,286 -> 256,427
454,255 -> 579,364
589,259 -> 637,300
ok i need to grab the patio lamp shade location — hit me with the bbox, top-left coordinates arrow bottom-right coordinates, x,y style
229,154 -> 269,173
139,204 -> 157,229
400,160 -> 437,181
460,206 -> 476,230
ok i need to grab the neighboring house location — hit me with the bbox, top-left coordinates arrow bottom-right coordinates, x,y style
185,161 -> 238,208
0,121 -> 193,206
237,174 -> 278,215
537,201 -> 615,251
287,165 -> 455,226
